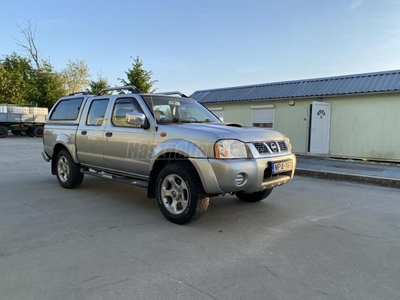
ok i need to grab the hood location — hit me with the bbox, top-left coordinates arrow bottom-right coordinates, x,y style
168,122 -> 285,142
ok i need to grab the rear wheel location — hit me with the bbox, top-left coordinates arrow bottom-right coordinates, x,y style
156,162 -> 209,224
56,149 -> 84,188
236,188 -> 273,202
0,126 -> 8,138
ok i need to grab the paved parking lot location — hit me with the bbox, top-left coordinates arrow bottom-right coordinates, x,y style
1,137 -> 399,300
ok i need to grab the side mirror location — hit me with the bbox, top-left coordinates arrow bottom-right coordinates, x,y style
126,112 -> 146,126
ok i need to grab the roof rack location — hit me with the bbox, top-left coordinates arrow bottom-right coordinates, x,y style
69,91 -> 89,96
154,91 -> 189,98
98,85 -> 142,95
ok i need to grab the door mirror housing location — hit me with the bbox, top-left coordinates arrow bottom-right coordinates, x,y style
126,112 -> 146,126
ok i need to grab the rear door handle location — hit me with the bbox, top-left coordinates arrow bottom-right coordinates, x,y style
105,132 -> 113,137
81,130 -> 87,135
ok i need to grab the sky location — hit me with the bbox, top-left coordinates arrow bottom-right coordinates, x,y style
1,0 -> 400,95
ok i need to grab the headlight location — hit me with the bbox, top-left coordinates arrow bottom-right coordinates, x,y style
284,137 -> 292,151
215,140 -> 249,158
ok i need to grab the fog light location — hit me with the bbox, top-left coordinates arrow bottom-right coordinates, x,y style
235,173 -> 245,186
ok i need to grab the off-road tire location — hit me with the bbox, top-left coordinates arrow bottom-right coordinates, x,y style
56,149 -> 84,189
156,162 -> 209,224
236,188 -> 273,202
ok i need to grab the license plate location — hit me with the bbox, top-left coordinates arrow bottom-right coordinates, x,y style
271,160 -> 293,174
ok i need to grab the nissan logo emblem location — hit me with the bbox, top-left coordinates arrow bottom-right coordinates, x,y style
270,142 -> 278,152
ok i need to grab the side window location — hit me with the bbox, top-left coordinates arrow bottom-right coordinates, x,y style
86,99 -> 109,126
50,98 -> 83,120
112,97 -> 144,128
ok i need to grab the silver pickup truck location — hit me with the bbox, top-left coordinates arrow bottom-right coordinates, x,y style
42,86 -> 296,224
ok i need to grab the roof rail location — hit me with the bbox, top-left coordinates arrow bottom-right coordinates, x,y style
69,91 -> 89,96
154,91 -> 189,98
98,85 -> 142,95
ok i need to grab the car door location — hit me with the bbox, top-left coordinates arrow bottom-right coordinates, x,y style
76,98 -> 109,167
102,96 -> 154,178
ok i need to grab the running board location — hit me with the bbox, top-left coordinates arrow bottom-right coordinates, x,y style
80,168 -> 148,188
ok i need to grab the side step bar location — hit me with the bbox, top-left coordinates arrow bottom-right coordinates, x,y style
80,168 -> 148,188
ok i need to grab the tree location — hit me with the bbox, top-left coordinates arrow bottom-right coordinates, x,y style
0,53 -> 33,105
61,59 -> 90,94
28,60 -> 66,108
9,20 -> 66,107
0,53 -> 66,107
86,73 -> 110,95
15,20 -> 41,70
119,56 -> 157,93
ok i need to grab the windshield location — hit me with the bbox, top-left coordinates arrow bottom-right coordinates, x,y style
142,95 -> 221,123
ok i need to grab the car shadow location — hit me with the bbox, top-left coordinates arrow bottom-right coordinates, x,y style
47,175 -> 292,230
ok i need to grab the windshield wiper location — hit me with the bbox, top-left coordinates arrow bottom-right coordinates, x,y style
172,118 -> 213,123
172,118 -> 191,123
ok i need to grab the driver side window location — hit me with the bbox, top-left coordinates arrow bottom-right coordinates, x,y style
112,97 -> 144,128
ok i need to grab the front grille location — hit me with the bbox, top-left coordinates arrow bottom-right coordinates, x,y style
253,142 -> 269,154
278,141 -> 287,151
253,140 -> 287,155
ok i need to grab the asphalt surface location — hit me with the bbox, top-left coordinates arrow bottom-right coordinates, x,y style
0,136 -> 399,300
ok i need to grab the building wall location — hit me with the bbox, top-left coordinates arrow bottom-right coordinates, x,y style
327,93 -> 400,161
205,93 -> 400,161
206,100 -> 309,154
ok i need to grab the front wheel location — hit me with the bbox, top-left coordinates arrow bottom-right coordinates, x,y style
156,162 -> 209,224
56,149 -> 84,188
236,188 -> 273,202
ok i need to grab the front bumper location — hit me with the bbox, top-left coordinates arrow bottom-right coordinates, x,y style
190,153 -> 296,194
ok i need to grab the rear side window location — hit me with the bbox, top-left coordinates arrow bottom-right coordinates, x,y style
50,98 -> 83,120
86,99 -> 109,126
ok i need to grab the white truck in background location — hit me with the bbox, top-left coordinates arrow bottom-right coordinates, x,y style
0,105 -> 48,138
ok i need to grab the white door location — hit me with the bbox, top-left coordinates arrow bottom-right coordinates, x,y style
309,102 -> 331,154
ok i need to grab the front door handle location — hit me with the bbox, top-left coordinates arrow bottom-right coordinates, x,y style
105,132 -> 113,137
81,130 -> 87,135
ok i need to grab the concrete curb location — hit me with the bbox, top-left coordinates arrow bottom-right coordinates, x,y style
296,168 -> 400,189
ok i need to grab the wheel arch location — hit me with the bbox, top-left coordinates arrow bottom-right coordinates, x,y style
148,152 -> 197,199
147,140 -> 207,198
51,141 -> 78,175
150,140 -> 207,168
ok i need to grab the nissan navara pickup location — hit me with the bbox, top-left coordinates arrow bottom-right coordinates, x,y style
42,86 -> 296,224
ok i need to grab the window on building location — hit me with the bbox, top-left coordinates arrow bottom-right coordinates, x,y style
251,105 -> 274,129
